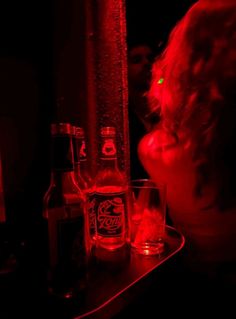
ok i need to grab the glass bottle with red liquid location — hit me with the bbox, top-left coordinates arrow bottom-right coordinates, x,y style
43,123 -> 90,298
93,127 -> 128,251
72,126 -> 96,247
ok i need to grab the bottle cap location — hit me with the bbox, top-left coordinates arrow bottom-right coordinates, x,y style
100,127 -> 116,137
51,123 -> 71,135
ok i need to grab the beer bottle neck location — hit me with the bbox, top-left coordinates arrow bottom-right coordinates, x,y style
51,135 -> 74,172
99,157 -> 118,171
72,135 -> 79,167
80,159 -> 88,172
51,170 -> 76,187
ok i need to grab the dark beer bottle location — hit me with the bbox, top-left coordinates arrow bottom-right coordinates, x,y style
71,125 -> 88,190
75,127 -> 92,186
43,123 -> 89,298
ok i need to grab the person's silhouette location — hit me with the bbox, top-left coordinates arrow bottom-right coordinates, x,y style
127,38 -> 158,179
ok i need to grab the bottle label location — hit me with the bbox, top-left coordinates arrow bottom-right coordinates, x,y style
87,192 -> 96,236
94,192 -> 125,237
79,139 -> 87,161
47,204 -> 85,269
100,138 -> 117,160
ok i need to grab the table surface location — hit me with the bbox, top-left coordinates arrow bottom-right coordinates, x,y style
0,225 -> 184,319
73,225 -> 185,319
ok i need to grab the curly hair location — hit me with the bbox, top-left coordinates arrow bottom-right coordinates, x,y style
149,0 -> 236,211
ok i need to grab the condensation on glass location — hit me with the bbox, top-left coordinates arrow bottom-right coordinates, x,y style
84,0 -> 129,179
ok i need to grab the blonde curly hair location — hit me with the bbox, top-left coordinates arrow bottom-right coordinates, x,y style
149,0 -> 236,210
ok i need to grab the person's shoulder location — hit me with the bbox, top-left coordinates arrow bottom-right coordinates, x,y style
138,125 -> 178,158
138,125 -> 195,188
138,125 -> 194,175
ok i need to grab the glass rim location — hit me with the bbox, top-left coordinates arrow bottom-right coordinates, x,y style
129,178 -> 166,190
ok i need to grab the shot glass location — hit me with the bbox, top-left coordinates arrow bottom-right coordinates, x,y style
129,179 -> 166,255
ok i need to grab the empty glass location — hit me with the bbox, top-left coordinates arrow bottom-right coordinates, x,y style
129,179 -> 166,255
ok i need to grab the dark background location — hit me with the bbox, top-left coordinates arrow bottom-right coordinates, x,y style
126,0 -> 197,50
0,0 -> 196,226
